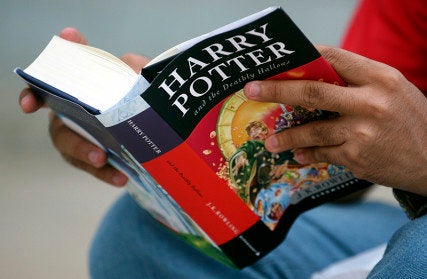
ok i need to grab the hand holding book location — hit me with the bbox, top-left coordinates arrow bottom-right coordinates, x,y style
16,7 -> 368,267
19,27 -> 148,187
15,7 -> 375,267
243,46 -> 427,196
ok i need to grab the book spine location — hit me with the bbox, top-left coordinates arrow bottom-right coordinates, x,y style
106,105 -> 260,245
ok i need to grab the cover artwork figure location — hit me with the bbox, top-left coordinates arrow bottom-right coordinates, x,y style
228,120 -> 298,205
218,90 -> 348,230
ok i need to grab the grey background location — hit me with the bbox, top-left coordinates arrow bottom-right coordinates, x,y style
0,1 -> 395,278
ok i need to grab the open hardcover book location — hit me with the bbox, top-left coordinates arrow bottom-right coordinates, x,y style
16,6 -> 371,268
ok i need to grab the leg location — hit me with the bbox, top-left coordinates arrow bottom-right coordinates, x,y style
253,200 -> 408,279
368,214 -> 427,278
89,193 -> 407,279
89,193 -> 241,279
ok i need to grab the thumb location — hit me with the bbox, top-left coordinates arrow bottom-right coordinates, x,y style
59,27 -> 88,45
121,53 -> 151,73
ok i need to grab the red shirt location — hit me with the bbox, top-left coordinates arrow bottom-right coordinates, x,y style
341,0 -> 427,93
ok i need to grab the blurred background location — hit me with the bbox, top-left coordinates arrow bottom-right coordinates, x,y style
1,0 -> 396,278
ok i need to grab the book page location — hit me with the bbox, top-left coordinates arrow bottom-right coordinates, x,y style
24,36 -> 140,112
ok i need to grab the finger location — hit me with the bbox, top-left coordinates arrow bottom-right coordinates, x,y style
59,27 -> 88,45
264,117 -> 350,153
293,144 -> 369,180
49,113 -> 107,168
121,53 -> 151,73
316,45 -> 392,85
244,80 -> 358,115
63,155 -> 127,187
293,146 -> 343,166
19,88 -> 45,113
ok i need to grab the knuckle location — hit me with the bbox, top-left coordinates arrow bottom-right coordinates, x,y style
353,124 -> 376,144
311,125 -> 329,145
271,81 -> 286,102
342,146 -> 361,166
286,131 -> 298,148
369,100 -> 390,120
341,143 -> 372,174
69,141 -> 82,158
277,130 -> 297,150
312,148 -> 329,163
337,125 -> 351,141
361,91 -> 393,121
382,66 -> 405,87
341,94 -> 357,115
302,82 -> 325,108
319,47 -> 364,80
368,68 -> 403,120
50,123 -> 84,159
318,46 -> 342,66
314,124 -> 349,146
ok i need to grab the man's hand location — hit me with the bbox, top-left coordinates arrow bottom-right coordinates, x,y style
244,46 -> 427,195
19,27 -> 150,187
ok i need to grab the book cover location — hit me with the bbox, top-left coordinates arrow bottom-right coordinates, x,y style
16,7 -> 371,268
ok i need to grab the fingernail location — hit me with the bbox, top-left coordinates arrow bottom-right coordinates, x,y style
88,151 -> 101,166
265,136 -> 279,150
245,81 -> 261,98
20,94 -> 31,112
21,94 -> 29,105
113,173 -> 127,186
293,149 -> 307,164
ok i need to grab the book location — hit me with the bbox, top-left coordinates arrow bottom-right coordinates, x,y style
15,6 -> 371,268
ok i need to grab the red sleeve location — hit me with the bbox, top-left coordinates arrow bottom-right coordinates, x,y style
341,0 -> 427,93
